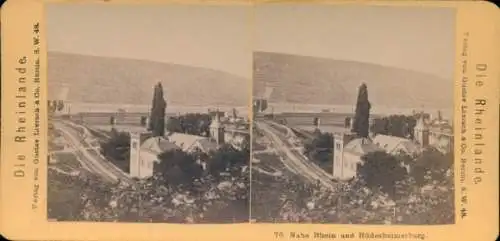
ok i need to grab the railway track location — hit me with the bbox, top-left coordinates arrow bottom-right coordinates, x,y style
256,121 -> 336,189
53,120 -> 135,186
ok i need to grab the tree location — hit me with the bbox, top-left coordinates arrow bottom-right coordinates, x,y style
303,132 -> 334,173
57,100 -> 65,112
344,117 -> 351,128
410,148 -> 453,186
207,144 -> 249,177
358,151 -> 407,196
140,116 -> 147,126
52,100 -> 58,112
100,130 -> 131,172
149,82 -> 167,137
261,99 -> 268,112
313,117 -> 320,127
166,117 -> 183,133
156,149 -> 202,186
187,113 -> 211,136
148,86 -> 158,131
48,100 -> 58,113
370,118 -> 389,136
166,114 -> 211,136
370,115 -> 416,138
352,83 -> 371,138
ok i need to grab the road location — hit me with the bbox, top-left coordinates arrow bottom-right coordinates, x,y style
53,120 -> 135,186
253,146 -> 302,154
255,120 -> 336,189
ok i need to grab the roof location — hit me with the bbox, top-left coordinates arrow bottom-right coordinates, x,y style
399,141 -> 422,154
167,132 -> 209,152
140,136 -> 180,154
196,138 -> 219,152
344,138 -> 382,156
372,134 -> 420,154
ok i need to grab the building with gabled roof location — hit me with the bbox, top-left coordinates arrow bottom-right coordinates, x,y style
332,112 -> 453,181
167,132 -> 218,153
128,110 -> 249,179
332,130 -> 384,181
372,134 -> 422,156
130,132 -> 181,178
414,112 -> 453,154
140,136 -> 180,153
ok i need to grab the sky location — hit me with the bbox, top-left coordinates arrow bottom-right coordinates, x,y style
254,4 -> 456,79
47,4 -> 455,80
46,4 -> 252,78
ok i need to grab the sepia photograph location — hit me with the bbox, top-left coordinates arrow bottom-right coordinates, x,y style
250,5 -> 456,224
46,4 -> 251,223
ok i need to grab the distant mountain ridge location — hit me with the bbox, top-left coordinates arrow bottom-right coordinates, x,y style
253,51 -> 453,109
48,52 -> 250,106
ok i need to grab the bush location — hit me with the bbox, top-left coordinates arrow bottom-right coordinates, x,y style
155,149 -> 203,187
207,144 -> 249,177
48,159 -> 250,223
251,169 -> 454,224
410,148 -> 453,186
358,151 -> 408,197
99,130 -> 131,172
100,130 -> 130,160
303,132 -> 334,173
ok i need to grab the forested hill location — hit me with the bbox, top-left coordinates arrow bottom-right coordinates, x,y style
254,51 -> 453,109
48,52 -> 250,106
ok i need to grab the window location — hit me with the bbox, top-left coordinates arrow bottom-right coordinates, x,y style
132,142 -> 137,149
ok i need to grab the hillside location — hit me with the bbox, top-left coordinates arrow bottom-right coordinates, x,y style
48,52 -> 250,106
253,52 -> 453,109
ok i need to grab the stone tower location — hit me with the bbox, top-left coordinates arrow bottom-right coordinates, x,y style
129,132 -> 153,177
332,132 -> 356,180
414,114 -> 429,147
145,115 -> 151,129
210,112 -> 225,145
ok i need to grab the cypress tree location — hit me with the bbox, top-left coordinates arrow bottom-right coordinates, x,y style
52,100 -> 58,113
149,82 -> 167,137
148,85 -> 158,131
352,83 -> 371,138
148,107 -> 154,131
